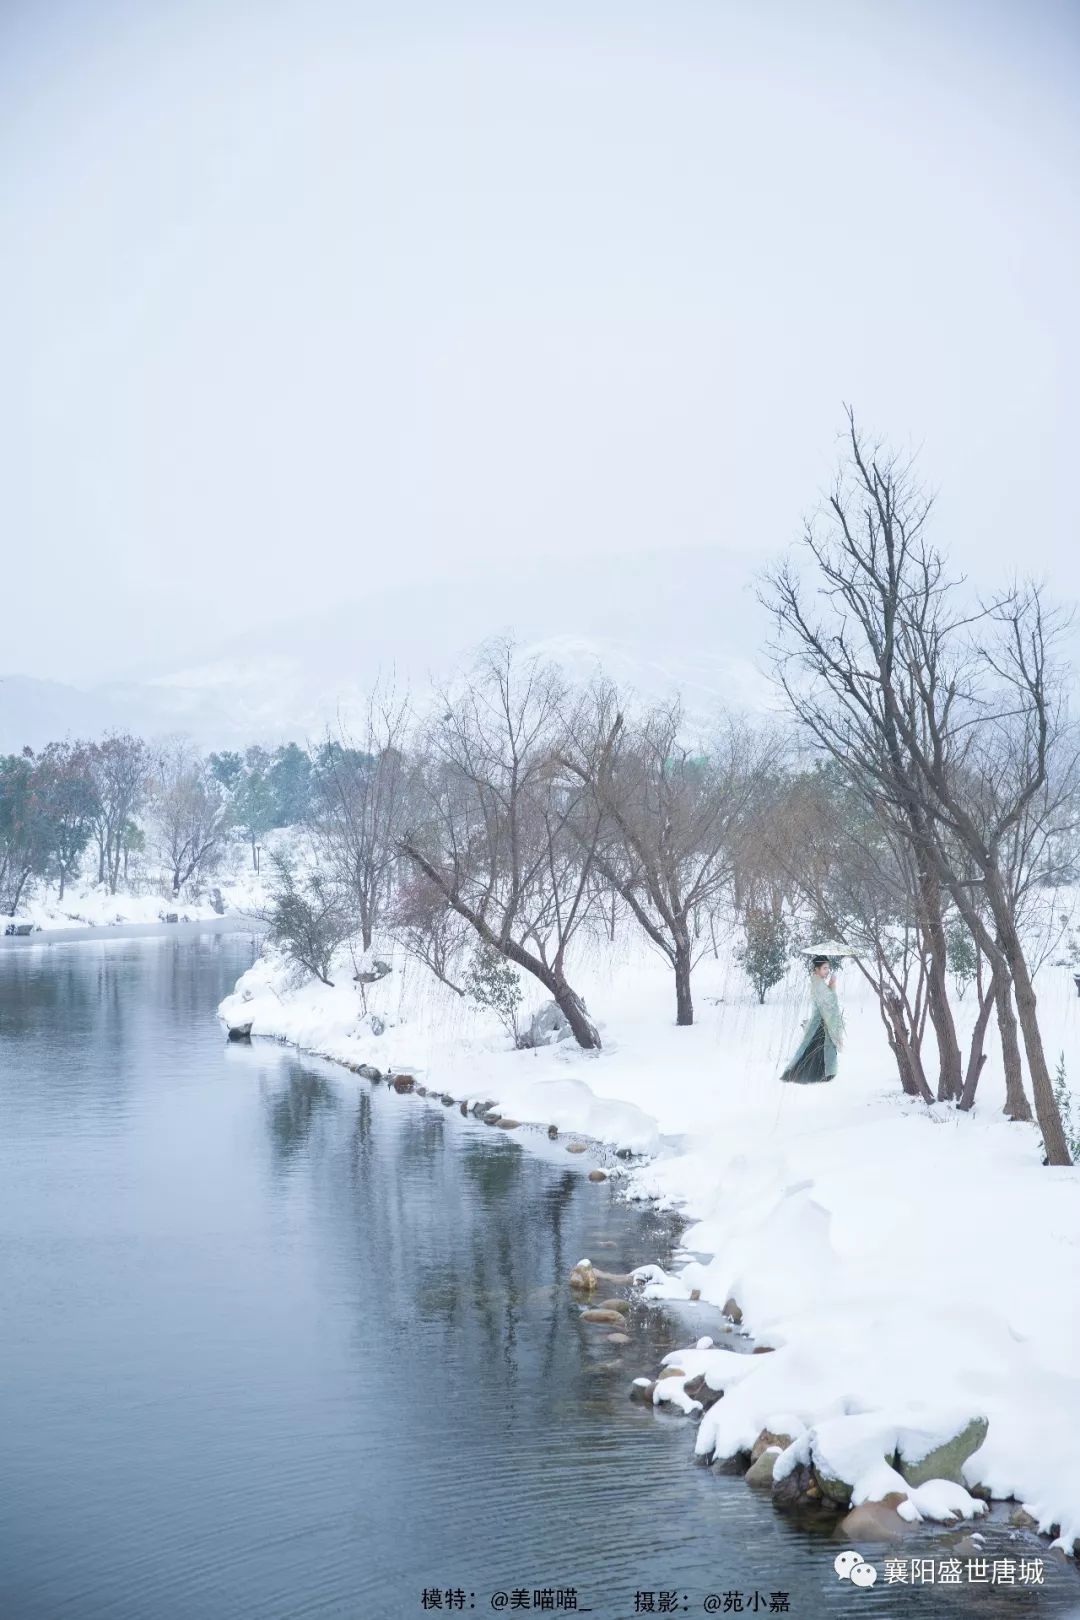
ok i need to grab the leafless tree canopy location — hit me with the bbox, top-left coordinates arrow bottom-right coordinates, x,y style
398,642 -> 604,1049
762,410 -> 1076,1162
309,687 -> 415,952
88,734 -> 150,895
561,683 -> 777,1024
153,740 -> 233,897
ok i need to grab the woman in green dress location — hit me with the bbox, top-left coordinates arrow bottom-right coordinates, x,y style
780,956 -> 845,1083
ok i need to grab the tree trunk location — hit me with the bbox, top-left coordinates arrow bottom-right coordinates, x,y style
58,867 -> 66,902
10,865 -> 33,915
550,969 -> 602,1050
925,854 -> 1033,1126
674,939 -> 694,1026
958,973 -> 997,1111
108,839 -> 121,895
919,872 -> 962,1102
886,1028 -> 926,1099
977,862 -> 1068,1158
399,845 -> 601,1050
1009,944 -> 1070,1162
884,990 -> 934,1102
992,974 -> 1032,1123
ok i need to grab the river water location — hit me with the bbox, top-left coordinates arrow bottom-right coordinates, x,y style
1,932 -> 1077,1620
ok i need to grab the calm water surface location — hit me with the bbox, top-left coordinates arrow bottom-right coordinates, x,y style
1,934 -> 1077,1620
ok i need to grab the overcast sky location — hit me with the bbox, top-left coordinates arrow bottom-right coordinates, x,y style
2,0 -> 1077,685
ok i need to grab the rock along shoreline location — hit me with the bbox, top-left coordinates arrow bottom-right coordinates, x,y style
223,1027 -> 1080,1572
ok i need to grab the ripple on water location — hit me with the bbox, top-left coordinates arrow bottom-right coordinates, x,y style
1,936 -> 1079,1620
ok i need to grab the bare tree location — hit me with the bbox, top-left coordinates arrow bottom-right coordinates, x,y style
87,734 -> 150,895
393,870 -> 470,997
153,741 -> 232,897
310,687 -> 414,951
763,410 -> 1074,1162
398,642 -> 602,1049
771,764 -> 991,1103
906,588 -> 1078,1156
561,683 -> 775,1024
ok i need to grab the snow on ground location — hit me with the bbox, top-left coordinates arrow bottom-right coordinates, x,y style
218,927 -> 1080,1548
5,842 -> 273,934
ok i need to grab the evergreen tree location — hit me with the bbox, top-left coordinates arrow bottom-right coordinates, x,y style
737,906 -> 791,1004
268,743 -> 313,827
463,944 -> 524,1044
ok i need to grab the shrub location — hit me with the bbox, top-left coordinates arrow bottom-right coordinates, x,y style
463,944 -> 524,1044
266,855 -> 351,986
737,907 -> 791,1004
945,917 -> 979,999
1052,1052 -> 1080,1161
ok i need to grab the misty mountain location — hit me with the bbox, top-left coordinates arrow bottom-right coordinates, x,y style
0,547 -> 773,752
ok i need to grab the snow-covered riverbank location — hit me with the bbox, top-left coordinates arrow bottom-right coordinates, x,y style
4,865 -> 267,936
219,937 -> 1080,1554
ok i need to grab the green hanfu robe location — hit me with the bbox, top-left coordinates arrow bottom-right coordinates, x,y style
780,974 -> 845,1083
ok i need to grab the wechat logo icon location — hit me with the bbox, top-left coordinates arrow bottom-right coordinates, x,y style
835,1550 -> 878,1588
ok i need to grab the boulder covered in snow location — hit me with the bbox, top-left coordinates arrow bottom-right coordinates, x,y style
771,1410 -> 991,1520
524,1000 -> 574,1046
813,1457 -> 857,1506
772,1458 -> 835,1515
683,1373 -> 722,1412
896,1416 -> 989,1488
569,1260 -> 599,1292
751,1428 -> 794,1462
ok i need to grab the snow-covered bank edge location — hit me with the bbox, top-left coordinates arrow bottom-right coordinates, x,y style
218,946 -> 1080,1564
1,915 -> 268,948
5,851 -> 275,938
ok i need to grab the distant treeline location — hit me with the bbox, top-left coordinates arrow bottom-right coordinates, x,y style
0,737 -> 329,911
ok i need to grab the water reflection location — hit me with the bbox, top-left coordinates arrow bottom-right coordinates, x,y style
0,937 -> 1077,1620
263,1067 -> 338,1164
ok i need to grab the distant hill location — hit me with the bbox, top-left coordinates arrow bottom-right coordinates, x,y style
0,545 -> 772,751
